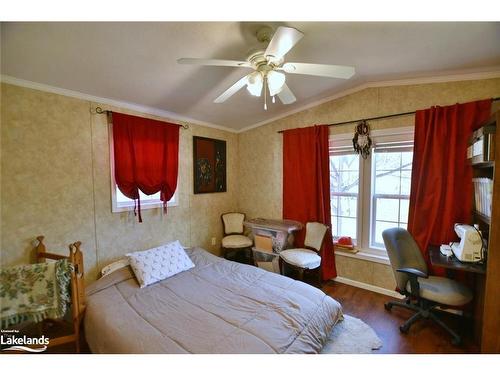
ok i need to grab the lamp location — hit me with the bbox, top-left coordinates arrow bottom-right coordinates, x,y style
246,71 -> 263,97
267,70 -> 286,97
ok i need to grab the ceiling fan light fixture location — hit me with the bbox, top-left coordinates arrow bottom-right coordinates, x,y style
267,70 -> 286,97
246,71 -> 263,97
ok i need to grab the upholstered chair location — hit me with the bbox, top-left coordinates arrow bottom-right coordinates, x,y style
382,227 -> 473,345
279,222 -> 328,286
221,212 -> 253,262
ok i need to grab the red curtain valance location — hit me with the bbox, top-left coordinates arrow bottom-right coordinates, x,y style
112,112 -> 180,222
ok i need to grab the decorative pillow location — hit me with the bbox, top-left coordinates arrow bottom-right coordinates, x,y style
127,240 -> 195,288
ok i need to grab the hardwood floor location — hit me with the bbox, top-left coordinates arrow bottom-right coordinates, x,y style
322,281 -> 479,354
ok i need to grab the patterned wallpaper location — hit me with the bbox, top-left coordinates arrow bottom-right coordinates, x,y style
1,83 -> 239,282
237,78 -> 500,290
2,78 -> 500,289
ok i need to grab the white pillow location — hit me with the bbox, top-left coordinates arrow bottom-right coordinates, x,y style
127,240 -> 195,288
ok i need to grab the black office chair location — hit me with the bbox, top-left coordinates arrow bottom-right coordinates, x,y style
382,228 -> 473,345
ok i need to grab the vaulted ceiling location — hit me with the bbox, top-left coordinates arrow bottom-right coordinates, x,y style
2,22 -> 500,130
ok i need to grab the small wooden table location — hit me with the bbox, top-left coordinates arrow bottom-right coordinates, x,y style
428,246 -> 486,275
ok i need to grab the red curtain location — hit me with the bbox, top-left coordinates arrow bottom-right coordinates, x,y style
408,99 -> 492,273
283,125 -> 336,280
112,112 -> 180,222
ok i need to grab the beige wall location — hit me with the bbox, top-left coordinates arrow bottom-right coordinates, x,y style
237,78 -> 500,290
0,83 -> 239,281
2,78 -> 500,290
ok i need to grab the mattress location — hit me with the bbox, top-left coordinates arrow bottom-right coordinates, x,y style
84,247 -> 343,353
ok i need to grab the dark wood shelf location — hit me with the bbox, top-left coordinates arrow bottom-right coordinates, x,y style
474,211 -> 492,226
476,111 -> 499,353
470,160 -> 494,169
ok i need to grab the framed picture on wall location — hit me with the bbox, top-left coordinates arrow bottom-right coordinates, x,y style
193,136 -> 226,194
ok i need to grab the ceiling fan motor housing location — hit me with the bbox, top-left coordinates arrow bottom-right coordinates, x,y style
247,50 -> 283,72
256,26 -> 274,43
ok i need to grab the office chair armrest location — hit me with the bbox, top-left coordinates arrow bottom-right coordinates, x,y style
396,267 -> 428,279
396,268 -> 427,299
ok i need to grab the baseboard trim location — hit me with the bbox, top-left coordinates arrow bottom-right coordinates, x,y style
333,277 -> 465,316
333,276 -> 404,299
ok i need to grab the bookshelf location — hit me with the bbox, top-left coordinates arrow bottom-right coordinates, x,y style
470,111 -> 500,353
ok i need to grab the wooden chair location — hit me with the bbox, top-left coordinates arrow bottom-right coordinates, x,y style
279,222 -> 328,287
34,236 -> 86,353
221,212 -> 253,263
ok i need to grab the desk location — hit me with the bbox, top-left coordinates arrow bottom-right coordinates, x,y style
428,246 -> 486,274
428,245 -> 487,345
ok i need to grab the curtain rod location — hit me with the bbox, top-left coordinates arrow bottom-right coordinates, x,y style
277,97 -> 500,133
92,106 -> 189,129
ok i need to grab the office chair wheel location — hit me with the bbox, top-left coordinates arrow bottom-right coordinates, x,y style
399,324 -> 410,334
384,302 -> 392,311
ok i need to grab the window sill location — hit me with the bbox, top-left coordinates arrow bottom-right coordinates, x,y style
112,201 -> 178,213
334,249 -> 391,265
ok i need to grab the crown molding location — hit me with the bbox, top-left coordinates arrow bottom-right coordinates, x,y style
0,75 -> 238,134
237,68 -> 500,133
3,69 -> 500,135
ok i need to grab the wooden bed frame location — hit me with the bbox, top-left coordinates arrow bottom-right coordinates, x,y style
34,235 -> 86,352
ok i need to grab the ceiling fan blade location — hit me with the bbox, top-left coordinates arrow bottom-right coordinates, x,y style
264,27 -> 304,61
281,62 -> 355,79
214,74 -> 250,103
177,58 -> 251,68
277,83 -> 296,105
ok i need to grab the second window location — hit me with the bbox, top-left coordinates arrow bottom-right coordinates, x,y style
329,127 -> 414,255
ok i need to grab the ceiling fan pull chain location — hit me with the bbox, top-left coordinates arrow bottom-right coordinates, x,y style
264,76 -> 268,110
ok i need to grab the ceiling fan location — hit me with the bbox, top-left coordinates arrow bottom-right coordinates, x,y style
177,26 -> 356,110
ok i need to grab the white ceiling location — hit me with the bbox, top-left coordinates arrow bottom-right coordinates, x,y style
2,22 -> 500,130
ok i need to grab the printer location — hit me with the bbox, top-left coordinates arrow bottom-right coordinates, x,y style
451,224 -> 483,263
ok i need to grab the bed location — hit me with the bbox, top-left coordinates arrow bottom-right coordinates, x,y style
84,247 -> 343,354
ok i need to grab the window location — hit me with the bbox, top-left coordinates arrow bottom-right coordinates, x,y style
329,127 -> 414,256
330,150 -> 360,243
370,144 -> 413,248
109,124 -> 178,213
112,185 -> 178,213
